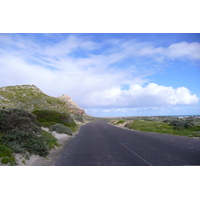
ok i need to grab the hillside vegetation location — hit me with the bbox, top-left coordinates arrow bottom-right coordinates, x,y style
0,108 -> 62,165
0,85 -> 70,113
0,107 -> 78,165
32,110 -> 77,131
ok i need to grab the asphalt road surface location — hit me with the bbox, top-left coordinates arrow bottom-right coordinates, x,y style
54,121 -> 200,166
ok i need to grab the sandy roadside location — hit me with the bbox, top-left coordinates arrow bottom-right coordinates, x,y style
0,127 -> 80,166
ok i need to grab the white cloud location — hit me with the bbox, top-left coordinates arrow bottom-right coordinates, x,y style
165,42 -> 200,60
103,38 -> 200,61
0,34 -> 199,116
138,42 -> 200,61
79,83 -> 199,108
41,35 -> 100,58
103,109 -> 110,113
103,108 -> 128,113
139,46 -> 164,56
0,55 -> 57,89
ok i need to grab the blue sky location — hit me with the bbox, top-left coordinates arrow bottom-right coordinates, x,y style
0,33 -> 200,117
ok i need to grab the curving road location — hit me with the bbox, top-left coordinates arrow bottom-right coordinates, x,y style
54,121 -> 200,166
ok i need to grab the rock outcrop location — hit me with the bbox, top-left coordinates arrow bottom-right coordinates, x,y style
58,94 -> 87,116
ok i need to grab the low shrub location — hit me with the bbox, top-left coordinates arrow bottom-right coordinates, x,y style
32,110 -> 77,131
163,119 -> 171,123
23,135 -> 49,157
73,115 -> 84,123
41,130 -> 61,150
0,108 -> 40,134
114,120 -> 126,125
49,124 -> 73,136
169,119 -> 195,130
1,129 -> 49,157
0,142 -> 16,165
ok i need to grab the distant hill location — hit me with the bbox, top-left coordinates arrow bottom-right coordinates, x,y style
0,84 -> 87,116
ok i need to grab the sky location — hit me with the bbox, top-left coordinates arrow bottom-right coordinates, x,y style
0,33 -> 200,117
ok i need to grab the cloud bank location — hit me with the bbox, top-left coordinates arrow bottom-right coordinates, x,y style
81,83 -> 198,108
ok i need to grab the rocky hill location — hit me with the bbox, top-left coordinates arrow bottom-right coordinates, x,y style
0,85 -> 87,116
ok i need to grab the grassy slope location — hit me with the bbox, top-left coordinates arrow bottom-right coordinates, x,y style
126,120 -> 200,137
0,85 -> 70,113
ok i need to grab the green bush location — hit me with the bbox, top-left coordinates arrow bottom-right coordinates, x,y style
1,129 -> 49,157
41,130 -> 61,150
163,119 -> 171,123
32,110 -> 77,131
169,119 -> 195,130
0,108 -> 68,165
0,108 -> 62,165
73,115 -> 84,123
0,108 -> 40,134
23,136 -> 49,157
49,124 -> 73,136
170,120 -> 185,130
0,142 -> 16,165
114,120 -> 126,125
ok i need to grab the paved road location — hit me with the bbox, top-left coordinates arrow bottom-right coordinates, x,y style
54,121 -> 200,166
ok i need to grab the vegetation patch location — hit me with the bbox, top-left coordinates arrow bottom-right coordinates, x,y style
168,118 -> 195,130
49,124 -> 73,136
0,142 -> 16,165
0,107 -> 40,134
41,130 -> 61,149
0,85 -> 70,113
114,120 -> 126,125
73,115 -> 85,123
0,108 -> 61,165
125,119 -> 200,137
32,110 -> 77,131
